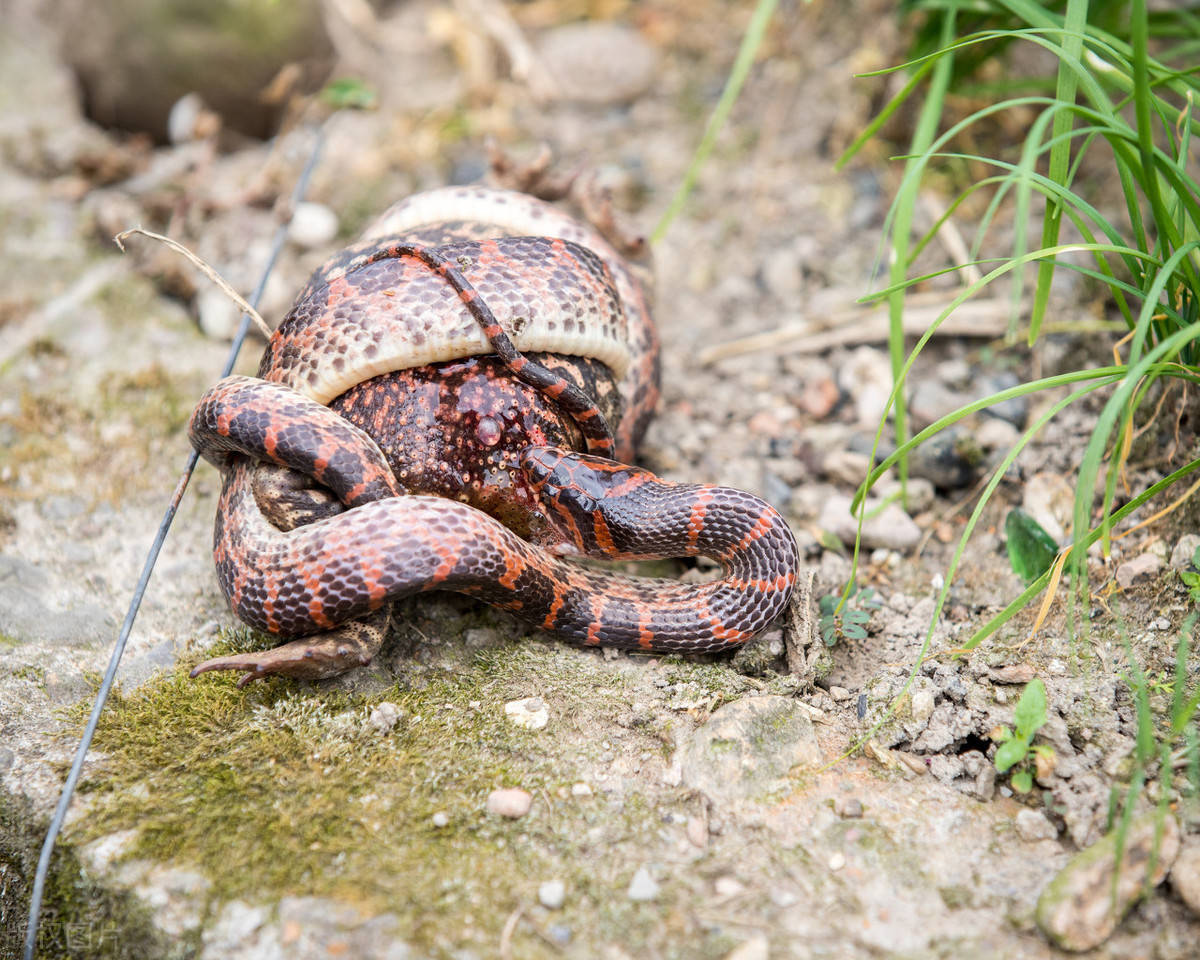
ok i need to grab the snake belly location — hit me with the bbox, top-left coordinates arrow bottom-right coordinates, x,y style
190,186 -> 799,662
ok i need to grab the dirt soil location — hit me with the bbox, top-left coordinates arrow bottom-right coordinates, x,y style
2,1 -> 1199,959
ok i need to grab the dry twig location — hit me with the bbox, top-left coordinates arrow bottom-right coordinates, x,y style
114,227 -> 272,338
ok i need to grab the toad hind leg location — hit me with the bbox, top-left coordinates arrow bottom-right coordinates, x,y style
190,609 -> 391,688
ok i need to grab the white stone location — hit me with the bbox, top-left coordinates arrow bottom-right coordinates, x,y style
167,92 -> 205,144
368,702 -> 401,734
538,880 -> 566,910
505,696 -> 549,730
627,866 -> 660,901
196,286 -> 240,340
1170,534 -> 1200,570
911,689 -> 935,725
287,202 -> 339,249
486,788 -> 532,818
714,876 -> 745,897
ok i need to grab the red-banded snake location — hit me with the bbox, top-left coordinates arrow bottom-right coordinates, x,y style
187,186 -> 799,685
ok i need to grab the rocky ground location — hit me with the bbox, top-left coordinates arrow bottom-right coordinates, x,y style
2,1 -> 1200,958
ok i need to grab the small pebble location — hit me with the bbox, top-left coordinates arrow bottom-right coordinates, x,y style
504,696 -> 549,730
486,788 -> 532,819
196,287 -> 240,340
714,876 -> 745,898
989,663 -> 1037,685
167,92 -> 208,143
1116,552 -> 1162,590
834,797 -> 863,819
686,815 -> 708,849
818,493 -> 921,552
1171,839 -> 1200,916
979,370 -> 1028,427
828,685 -> 851,702
547,924 -> 572,945
911,689 -> 935,724
907,428 -> 981,491
975,416 -> 1020,453
570,782 -> 593,797
368,702 -> 401,734
431,811 -> 449,828
1022,471 -> 1073,542
627,866 -> 660,901
828,852 -> 846,871
838,347 -> 892,425
798,374 -> 839,419
538,880 -> 566,910
1150,617 -> 1170,631
288,202 -> 339,249
1015,809 -> 1058,842
1170,534 -> 1200,570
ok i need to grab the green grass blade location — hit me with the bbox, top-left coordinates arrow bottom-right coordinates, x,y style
837,57 -> 938,171
887,9 -> 959,500
1029,0 -> 1089,345
650,0 -> 778,244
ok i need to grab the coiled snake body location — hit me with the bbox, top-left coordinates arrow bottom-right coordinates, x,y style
188,186 -> 799,685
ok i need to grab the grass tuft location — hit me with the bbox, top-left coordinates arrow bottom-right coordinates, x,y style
836,0 -> 1200,773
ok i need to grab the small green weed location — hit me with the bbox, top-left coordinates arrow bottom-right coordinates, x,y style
319,77 -> 378,110
819,585 -> 881,648
992,678 -> 1053,793
1178,546 -> 1200,604
1005,509 -> 1059,586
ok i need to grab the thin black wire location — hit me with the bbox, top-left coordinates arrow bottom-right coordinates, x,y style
22,126 -> 325,960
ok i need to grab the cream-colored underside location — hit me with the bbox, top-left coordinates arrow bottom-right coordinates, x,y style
290,186 -> 637,405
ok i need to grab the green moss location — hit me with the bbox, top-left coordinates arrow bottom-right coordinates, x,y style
99,364 -> 193,437
73,631 -> 737,957
938,883 -> 974,909
9,663 -> 46,684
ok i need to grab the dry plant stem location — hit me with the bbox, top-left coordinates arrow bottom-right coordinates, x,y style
698,292 -> 1017,364
453,0 -> 558,101
498,905 -> 524,960
113,227 -> 272,338
919,191 -> 982,285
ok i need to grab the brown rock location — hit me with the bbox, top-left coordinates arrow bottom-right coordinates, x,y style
1036,812 -> 1179,951
1169,837 -> 1200,916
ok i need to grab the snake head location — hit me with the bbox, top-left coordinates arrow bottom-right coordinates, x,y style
519,445 -> 657,559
